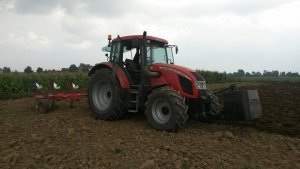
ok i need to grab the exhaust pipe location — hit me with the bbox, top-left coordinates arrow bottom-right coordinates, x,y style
141,31 -> 160,77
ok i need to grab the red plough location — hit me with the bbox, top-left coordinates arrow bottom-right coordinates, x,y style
33,80 -> 86,113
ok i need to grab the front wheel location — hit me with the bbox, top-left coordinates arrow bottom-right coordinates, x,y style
145,87 -> 188,132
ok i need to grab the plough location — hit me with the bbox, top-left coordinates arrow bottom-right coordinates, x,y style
33,79 -> 86,113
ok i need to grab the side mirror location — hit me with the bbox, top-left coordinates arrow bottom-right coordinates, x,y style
175,46 -> 178,54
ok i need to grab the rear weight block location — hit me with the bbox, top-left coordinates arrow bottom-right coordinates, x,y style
224,90 -> 262,121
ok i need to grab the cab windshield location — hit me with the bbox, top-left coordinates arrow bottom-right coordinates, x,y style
147,43 -> 174,65
102,40 -> 175,65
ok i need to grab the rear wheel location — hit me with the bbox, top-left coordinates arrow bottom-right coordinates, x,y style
88,69 -> 126,120
145,87 -> 188,132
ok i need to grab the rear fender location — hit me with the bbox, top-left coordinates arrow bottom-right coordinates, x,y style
88,62 -> 130,89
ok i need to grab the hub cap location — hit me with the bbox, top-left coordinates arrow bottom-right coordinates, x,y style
151,98 -> 171,124
92,81 -> 112,111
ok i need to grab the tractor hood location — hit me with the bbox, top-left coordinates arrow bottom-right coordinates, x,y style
151,63 -> 204,81
150,63 -> 206,99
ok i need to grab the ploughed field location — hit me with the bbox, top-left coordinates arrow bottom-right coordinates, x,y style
0,82 -> 299,169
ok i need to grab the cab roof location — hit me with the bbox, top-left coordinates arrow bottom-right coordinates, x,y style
112,35 -> 168,44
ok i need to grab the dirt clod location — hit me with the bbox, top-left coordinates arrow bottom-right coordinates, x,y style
223,131 -> 234,138
140,159 -> 155,169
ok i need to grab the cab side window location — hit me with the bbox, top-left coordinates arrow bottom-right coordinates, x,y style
111,42 -> 121,61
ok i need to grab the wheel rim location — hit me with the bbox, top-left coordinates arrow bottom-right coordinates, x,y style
151,98 -> 171,124
92,81 -> 113,111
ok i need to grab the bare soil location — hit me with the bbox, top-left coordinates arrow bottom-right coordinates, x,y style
0,83 -> 299,169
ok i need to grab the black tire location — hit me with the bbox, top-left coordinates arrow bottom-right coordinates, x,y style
36,99 -> 50,113
88,69 -> 126,120
145,87 -> 188,132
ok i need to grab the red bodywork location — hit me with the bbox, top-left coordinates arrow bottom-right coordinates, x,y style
150,64 -> 199,99
92,62 -> 200,99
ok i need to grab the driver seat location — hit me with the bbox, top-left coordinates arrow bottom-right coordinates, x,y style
125,59 -> 141,84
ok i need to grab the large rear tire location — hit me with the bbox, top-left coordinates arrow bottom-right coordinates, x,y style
145,87 -> 188,132
88,69 -> 126,120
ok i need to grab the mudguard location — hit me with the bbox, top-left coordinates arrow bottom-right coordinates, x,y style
88,62 -> 130,89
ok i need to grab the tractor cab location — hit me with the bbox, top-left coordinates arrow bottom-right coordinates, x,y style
102,34 -> 178,85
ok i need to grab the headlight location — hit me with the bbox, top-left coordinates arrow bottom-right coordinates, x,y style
195,81 -> 206,89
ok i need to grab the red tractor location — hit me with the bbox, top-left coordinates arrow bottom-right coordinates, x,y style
87,31 -> 222,131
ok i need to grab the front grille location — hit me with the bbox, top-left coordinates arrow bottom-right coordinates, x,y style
179,75 -> 193,95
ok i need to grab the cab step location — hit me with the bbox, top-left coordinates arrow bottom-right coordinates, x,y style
128,88 -> 139,113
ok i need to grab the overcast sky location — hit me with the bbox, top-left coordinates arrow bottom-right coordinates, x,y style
0,0 -> 299,73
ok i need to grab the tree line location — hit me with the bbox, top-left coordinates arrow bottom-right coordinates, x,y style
228,69 -> 300,77
0,63 -> 92,74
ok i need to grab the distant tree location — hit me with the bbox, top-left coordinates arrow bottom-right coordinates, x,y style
271,70 -> 279,77
78,63 -> 91,72
36,67 -> 43,73
3,67 -> 11,73
69,64 -> 78,72
24,66 -> 33,73
256,72 -> 262,76
280,72 -> 286,76
237,69 -> 245,76
61,68 -> 69,72
263,70 -> 272,77
286,72 -> 300,77
245,72 -> 251,76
